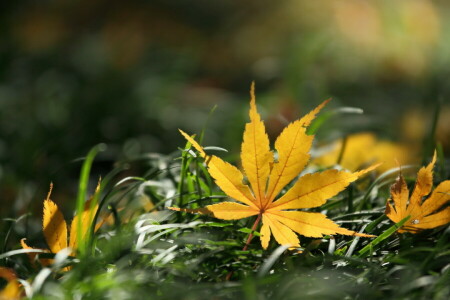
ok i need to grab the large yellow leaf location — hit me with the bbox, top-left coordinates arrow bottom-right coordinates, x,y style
43,185 -> 68,254
172,84 -> 377,249
386,152 -> 450,233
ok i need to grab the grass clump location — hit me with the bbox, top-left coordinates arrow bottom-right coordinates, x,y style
1,92 -> 449,300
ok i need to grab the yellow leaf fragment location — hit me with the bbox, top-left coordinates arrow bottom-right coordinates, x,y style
386,152 -> 450,233
69,178 -> 101,252
43,185 -> 68,254
175,84 -> 378,249
0,267 -> 22,300
69,199 -> 99,251
179,129 -> 205,157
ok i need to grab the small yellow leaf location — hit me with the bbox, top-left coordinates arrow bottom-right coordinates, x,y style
386,152 -> 450,233
0,267 -> 22,300
43,184 -> 68,254
24,182 -> 103,268
20,238 -> 52,267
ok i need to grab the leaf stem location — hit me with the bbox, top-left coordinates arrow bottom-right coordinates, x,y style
226,214 -> 262,281
242,213 -> 262,251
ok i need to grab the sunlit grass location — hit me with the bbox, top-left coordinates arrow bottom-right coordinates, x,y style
1,110 -> 449,299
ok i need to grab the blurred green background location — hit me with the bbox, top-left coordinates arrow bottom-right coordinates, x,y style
1,0 -> 450,216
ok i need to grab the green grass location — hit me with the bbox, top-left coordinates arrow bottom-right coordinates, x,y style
1,132 -> 449,300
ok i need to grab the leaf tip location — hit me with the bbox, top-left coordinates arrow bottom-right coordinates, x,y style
249,82 -> 257,115
354,163 -> 381,177
46,182 -> 54,201
250,81 -> 255,100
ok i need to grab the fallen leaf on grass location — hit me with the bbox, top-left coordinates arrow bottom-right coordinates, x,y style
386,152 -> 450,233
171,83 -> 377,249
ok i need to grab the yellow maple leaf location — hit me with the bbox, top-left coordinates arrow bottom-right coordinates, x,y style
21,182 -> 100,266
170,83 -> 377,249
385,152 -> 450,233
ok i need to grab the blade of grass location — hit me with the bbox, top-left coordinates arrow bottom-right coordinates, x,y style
356,165 -> 416,211
2,214 -> 29,255
422,96 -> 441,163
75,143 -> 107,256
364,214 -> 388,233
307,106 -> 363,135
358,216 -> 410,257
257,245 -> 290,277
198,104 -> 217,144
177,143 -> 193,208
